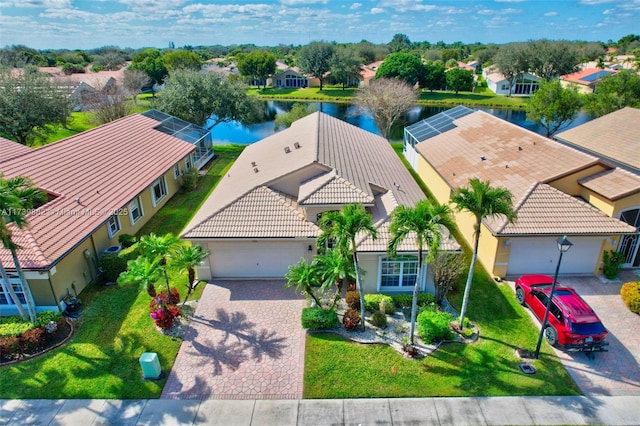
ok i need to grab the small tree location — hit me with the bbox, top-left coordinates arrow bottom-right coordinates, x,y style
139,233 -> 181,293
446,68 -> 474,94
163,50 -> 202,72
354,78 -> 417,140
526,79 -> 583,137
90,85 -> 133,125
237,50 -> 276,89
171,244 -> 210,305
431,252 -> 466,305
329,46 -> 362,90
274,103 -> 316,130
285,259 -> 324,308
118,256 -> 162,297
122,69 -> 150,104
375,52 -> 425,86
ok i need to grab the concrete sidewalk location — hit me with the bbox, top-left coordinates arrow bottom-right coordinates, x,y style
2,395 -> 640,425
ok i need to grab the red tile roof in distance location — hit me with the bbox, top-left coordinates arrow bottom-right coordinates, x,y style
0,114 -> 195,270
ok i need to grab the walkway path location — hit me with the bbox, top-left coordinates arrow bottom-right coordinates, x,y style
2,396 -> 639,425
161,280 -> 306,400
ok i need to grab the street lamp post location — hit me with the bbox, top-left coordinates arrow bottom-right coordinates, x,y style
534,235 -> 573,359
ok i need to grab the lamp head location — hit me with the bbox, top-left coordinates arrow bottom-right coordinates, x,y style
556,235 -> 573,253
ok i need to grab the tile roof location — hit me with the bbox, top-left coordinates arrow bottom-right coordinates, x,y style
578,168 -> 640,200
559,68 -> 617,85
414,110 -> 600,203
187,186 -> 321,238
0,137 -> 32,163
298,171 -> 373,205
413,109 -> 636,236
497,183 -> 636,236
183,112 -> 439,253
0,114 -> 195,270
555,107 -> 640,172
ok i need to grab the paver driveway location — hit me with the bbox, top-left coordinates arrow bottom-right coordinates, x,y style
511,272 -> 640,396
162,280 -> 306,400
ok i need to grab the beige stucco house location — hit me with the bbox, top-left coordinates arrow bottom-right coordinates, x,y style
182,112 -> 460,294
403,106 -> 638,279
0,111 -> 213,316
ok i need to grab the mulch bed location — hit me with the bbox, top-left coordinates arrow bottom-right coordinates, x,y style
0,318 -> 74,365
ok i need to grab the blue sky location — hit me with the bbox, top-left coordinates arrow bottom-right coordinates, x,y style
0,0 -> 638,50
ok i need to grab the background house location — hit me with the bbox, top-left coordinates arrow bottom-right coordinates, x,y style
0,112 -> 212,316
482,67 -> 541,96
559,68 -> 618,94
403,106 -> 637,278
182,112 -> 460,294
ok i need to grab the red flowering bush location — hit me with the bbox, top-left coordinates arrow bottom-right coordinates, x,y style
20,327 -> 45,352
149,289 -> 182,331
342,308 -> 361,331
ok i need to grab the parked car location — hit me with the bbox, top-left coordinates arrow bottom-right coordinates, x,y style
515,274 -> 608,353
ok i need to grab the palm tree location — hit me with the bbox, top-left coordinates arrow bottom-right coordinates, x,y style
117,256 -> 162,297
451,178 -> 516,329
285,258 -> 323,308
318,204 -> 377,329
139,233 -> 180,293
0,174 -> 46,323
388,199 -> 455,343
171,243 -> 210,305
314,248 -> 356,309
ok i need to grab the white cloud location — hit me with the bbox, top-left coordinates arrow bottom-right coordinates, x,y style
544,11 -> 558,17
350,2 -> 362,10
370,7 -> 385,14
278,0 -> 328,4
119,0 -> 185,13
578,0 -> 616,4
14,0 -> 71,7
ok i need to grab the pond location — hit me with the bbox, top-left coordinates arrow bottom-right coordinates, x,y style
208,101 -> 595,144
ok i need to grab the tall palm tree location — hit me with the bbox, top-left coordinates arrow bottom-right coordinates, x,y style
318,204 -> 377,329
388,199 -> 455,343
171,243 -> 210,305
451,178 -> 516,329
139,233 -> 180,293
117,256 -> 162,297
314,248 -> 356,309
0,174 -> 46,323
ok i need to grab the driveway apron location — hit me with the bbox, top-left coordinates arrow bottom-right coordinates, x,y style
514,273 -> 640,396
162,280 -> 307,400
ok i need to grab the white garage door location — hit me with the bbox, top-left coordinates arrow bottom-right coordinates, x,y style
507,237 -> 604,275
208,241 -> 308,278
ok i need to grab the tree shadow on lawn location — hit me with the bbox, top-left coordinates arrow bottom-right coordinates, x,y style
425,333 -> 581,397
187,308 -> 288,374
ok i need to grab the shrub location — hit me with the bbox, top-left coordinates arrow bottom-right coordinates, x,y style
364,294 -> 395,313
100,246 -> 139,283
370,310 -> 387,328
0,336 -> 20,356
118,234 -> 137,248
181,168 -> 199,192
0,320 -> 32,338
35,310 -> 62,328
149,289 -> 182,331
342,308 -> 361,330
345,290 -> 360,310
603,250 -> 626,279
620,282 -> 640,314
301,307 -> 338,330
20,327 -> 45,353
417,310 -> 453,344
391,293 -> 436,310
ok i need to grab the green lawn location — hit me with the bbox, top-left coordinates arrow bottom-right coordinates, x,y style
305,144 -> 580,398
0,144 -> 245,399
250,85 -> 527,108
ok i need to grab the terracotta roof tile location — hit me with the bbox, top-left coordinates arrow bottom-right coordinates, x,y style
579,168 -> 640,200
498,183 -> 636,235
555,107 -> 640,172
0,114 -> 195,270
0,137 -> 32,163
299,171 -> 374,205
559,68 -> 617,85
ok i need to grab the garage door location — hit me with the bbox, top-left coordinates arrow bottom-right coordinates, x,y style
507,237 -> 604,275
208,241 -> 307,278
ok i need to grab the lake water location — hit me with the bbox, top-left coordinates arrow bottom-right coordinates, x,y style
209,101 -> 594,144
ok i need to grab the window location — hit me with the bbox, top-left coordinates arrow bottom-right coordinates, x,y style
107,215 -> 121,238
129,197 -> 143,225
185,154 -> 193,171
0,279 -> 26,305
380,256 -> 419,289
174,164 -> 181,179
151,177 -> 168,206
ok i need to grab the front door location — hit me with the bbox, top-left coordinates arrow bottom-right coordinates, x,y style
618,208 -> 640,268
